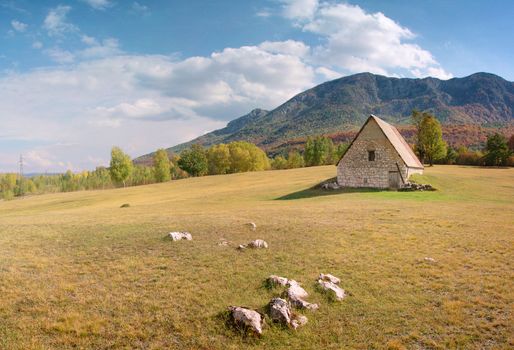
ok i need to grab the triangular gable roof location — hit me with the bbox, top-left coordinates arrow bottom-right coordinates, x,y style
337,115 -> 424,169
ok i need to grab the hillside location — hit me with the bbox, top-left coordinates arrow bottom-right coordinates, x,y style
1,166 -> 513,349
135,72 -> 514,163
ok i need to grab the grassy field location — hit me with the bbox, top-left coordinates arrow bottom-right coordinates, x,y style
0,165 -> 513,349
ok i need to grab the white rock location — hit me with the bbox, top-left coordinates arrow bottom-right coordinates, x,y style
267,275 -> 289,287
317,280 -> 346,301
289,297 -> 319,310
424,257 -> 436,262
268,298 -> 291,325
168,231 -> 192,241
291,315 -> 308,330
247,222 -> 257,231
246,239 -> 268,249
319,273 -> 341,284
228,306 -> 264,335
287,280 -> 309,299
286,281 -> 319,310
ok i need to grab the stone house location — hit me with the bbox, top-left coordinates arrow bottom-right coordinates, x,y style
336,115 -> 424,189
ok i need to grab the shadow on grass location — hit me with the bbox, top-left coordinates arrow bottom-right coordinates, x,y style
275,178 -> 384,200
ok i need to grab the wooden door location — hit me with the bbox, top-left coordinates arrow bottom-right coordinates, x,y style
388,171 -> 400,189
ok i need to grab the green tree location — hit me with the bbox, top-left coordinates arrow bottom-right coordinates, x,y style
417,114 -> 447,166
334,143 -> 349,164
507,134 -> 514,152
483,133 -> 510,166
228,141 -> 270,173
153,149 -> 171,182
178,144 -> 208,177
304,136 -> 332,166
287,151 -> 304,168
109,146 -> 133,187
206,144 -> 231,175
445,147 -> 458,165
271,155 -> 288,170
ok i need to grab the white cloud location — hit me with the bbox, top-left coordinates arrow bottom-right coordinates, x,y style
11,19 -> 27,32
0,45 -> 316,172
44,47 -> 75,64
281,0 -> 318,20
79,38 -> 121,58
82,0 -> 113,10
280,1 -> 451,79
259,40 -> 310,57
43,5 -> 77,36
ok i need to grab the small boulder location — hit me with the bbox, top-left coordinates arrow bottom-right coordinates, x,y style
238,239 -> 268,250
268,298 -> 291,325
266,275 -> 289,288
318,273 -> 341,284
268,298 -> 309,330
168,232 -> 192,241
247,222 -> 257,231
424,257 -> 436,263
291,315 -> 308,330
120,203 -> 130,208
228,306 -> 264,335
317,279 -> 346,301
286,281 -> 319,310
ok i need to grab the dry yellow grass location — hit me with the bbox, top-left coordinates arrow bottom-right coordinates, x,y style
0,165 -> 513,349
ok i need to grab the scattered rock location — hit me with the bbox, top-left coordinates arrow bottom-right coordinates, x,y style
168,231 -> 192,241
287,280 -> 309,299
318,273 -> 341,284
248,239 -> 268,248
291,315 -> 308,330
120,203 -> 130,208
228,306 -> 264,335
424,257 -> 436,263
247,222 -> 257,231
400,182 -> 436,191
317,279 -> 346,301
266,275 -> 289,288
321,182 -> 341,190
268,298 -> 292,325
238,239 -> 268,250
286,280 -> 319,310
268,298 -> 309,330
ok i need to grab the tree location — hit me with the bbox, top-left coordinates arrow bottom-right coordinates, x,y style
445,147 -> 458,165
483,133 -> 510,166
109,146 -> 133,187
153,149 -> 171,182
287,151 -> 304,168
411,109 -> 432,163
206,144 -> 231,175
271,155 -> 288,170
228,141 -> 270,173
417,114 -> 447,166
334,143 -> 349,163
304,136 -> 332,166
178,144 -> 208,177
507,134 -> 514,152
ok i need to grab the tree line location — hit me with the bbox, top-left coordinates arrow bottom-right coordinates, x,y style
1,113 -> 513,200
411,110 -> 514,167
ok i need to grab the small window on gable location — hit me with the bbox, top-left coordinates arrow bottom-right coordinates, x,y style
368,150 -> 375,161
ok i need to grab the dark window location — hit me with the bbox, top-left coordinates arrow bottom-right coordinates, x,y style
368,150 -> 375,161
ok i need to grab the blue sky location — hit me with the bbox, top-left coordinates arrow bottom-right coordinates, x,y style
1,0 -> 513,172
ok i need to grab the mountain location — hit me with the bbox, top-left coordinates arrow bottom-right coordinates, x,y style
135,72 -> 514,163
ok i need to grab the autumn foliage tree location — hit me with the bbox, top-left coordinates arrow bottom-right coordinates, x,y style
412,111 -> 447,166
153,149 -> 172,182
109,146 -> 133,187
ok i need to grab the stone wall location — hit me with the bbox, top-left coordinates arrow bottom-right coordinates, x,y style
337,120 -> 410,188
